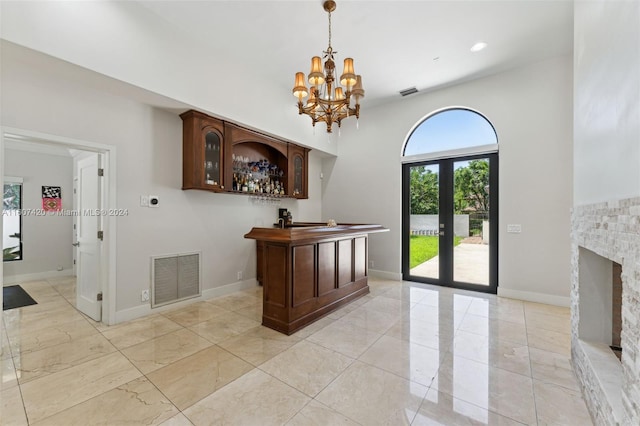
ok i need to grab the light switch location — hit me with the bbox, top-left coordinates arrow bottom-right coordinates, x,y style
507,224 -> 522,233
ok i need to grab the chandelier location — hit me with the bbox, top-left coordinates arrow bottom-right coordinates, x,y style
292,0 -> 364,133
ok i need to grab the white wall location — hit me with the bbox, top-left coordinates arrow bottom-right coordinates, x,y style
0,44 -> 323,315
0,0 -> 338,158
573,1 -> 640,206
3,149 -> 74,279
0,1 -> 578,307
322,56 -> 573,303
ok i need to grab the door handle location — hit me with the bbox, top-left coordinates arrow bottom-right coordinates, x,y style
72,242 -> 80,247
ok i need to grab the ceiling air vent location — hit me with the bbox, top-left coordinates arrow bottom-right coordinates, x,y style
399,87 -> 419,97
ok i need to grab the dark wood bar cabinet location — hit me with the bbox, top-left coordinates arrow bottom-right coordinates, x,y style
244,223 -> 388,334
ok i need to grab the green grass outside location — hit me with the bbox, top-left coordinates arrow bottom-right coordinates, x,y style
410,235 -> 463,269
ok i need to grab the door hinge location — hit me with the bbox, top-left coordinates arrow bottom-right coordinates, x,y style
97,292 -> 103,301
98,168 -> 104,177
73,259 -> 76,265
98,230 -> 104,240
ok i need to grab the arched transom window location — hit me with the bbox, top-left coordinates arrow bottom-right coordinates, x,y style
403,108 -> 498,157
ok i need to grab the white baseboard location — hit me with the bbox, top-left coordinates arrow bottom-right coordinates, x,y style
113,304 -> 151,325
113,278 -> 259,325
3,269 -> 75,285
201,278 -> 258,300
369,269 -> 402,281
498,287 -> 570,307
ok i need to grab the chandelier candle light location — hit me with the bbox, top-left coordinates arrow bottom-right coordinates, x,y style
292,0 -> 364,133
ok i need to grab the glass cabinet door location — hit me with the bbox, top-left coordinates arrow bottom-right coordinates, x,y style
204,131 -> 221,186
293,155 -> 303,196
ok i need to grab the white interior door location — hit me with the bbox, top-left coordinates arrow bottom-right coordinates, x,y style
76,154 -> 102,321
72,178 -> 78,276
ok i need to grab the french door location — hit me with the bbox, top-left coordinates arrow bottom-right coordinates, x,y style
402,153 -> 498,293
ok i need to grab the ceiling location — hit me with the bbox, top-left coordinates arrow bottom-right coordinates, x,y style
138,0 -> 574,108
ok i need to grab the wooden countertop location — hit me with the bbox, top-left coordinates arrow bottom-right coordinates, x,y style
244,223 -> 389,243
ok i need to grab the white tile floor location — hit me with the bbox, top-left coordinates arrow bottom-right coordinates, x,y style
1,277 -> 593,425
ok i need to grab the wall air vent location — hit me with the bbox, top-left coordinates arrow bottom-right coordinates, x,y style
399,87 -> 419,97
151,252 -> 201,307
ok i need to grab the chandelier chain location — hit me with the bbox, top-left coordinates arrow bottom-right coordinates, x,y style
328,9 -> 332,49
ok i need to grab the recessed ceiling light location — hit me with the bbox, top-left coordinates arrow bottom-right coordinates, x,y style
470,42 -> 488,52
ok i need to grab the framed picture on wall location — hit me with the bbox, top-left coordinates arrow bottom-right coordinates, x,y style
42,186 -> 62,212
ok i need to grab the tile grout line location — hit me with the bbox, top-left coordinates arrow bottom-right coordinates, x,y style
15,278 -> 183,425
5,278 -> 584,425
524,305 -> 542,425
10,278 -> 83,425
2,318 -> 31,426
106,293 -> 264,424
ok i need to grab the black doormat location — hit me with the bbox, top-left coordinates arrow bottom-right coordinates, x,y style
3,285 -> 38,310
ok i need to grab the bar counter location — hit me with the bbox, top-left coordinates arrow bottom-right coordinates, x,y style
244,223 -> 388,334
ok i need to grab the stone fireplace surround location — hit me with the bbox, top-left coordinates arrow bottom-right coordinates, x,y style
572,197 -> 640,425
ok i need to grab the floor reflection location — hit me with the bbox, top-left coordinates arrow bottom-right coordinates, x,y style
2,278 -> 590,425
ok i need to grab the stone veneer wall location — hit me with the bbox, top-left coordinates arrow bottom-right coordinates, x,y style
572,197 -> 640,425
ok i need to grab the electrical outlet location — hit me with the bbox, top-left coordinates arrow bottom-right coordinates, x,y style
140,195 -> 149,207
237,271 -> 243,280
507,224 -> 522,233
141,289 -> 150,302
369,260 -> 375,268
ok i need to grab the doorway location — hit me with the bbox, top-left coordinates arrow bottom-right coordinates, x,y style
1,127 -> 117,324
401,107 -> 498,294
402,154 -> 498,293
